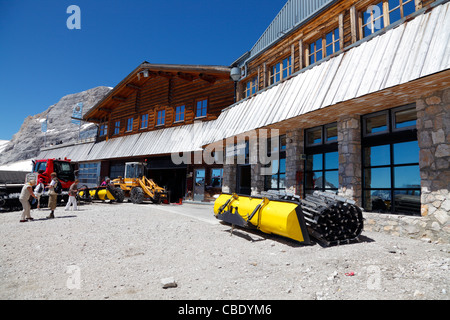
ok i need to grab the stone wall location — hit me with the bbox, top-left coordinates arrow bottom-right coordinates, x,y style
337,115 -> 363,206
363,212 -> 438,242
222,164 -> 237,194
416,88 -> 450,242
285,129 -> 304,196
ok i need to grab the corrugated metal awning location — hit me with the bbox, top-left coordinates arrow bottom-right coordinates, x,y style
37,122 -> 213,162
38,142 -> 95,162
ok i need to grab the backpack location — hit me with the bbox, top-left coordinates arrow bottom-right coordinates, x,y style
54,179 -> 63,194
35,183 -> 44,194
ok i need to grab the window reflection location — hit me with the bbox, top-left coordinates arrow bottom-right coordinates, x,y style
393,141 -> 419,164
394,107 -> 417,129
362,106 -> 419,215
365,112 -> 388,135
394,166 -> 420,188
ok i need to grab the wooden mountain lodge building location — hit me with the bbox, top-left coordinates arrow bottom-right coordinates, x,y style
39,0 -> 450,243
40,63 -> 236,202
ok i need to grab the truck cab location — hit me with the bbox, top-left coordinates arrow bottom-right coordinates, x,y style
32,158 -> 76,189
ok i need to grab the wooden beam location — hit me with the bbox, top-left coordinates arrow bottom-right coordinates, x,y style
112,96 -> 127,102
126,83 -> 141,90
158,71 -> 174,79
177,72 -> 195,82
98,107 -> 112,113
199,73 -> 216,84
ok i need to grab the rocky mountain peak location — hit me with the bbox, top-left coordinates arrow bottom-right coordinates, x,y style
0,86 -> 112,165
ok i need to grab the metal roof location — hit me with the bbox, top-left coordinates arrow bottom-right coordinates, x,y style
38,142 -> 95,162
236,0 -> 338,66
206,1 -> 450,144
37,122 -> 215,162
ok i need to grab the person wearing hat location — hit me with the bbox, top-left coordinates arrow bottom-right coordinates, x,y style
47,172 -> 59,219
19,180 -> 38,223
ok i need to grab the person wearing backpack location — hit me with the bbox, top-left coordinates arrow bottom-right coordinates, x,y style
47,172 -> 60,219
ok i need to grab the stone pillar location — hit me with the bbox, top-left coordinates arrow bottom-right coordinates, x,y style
250,139 -> 264,196
285,129 -> 304,196
337,115 -> 362,206
222,164 -> 237,194
416,88 -> 450,241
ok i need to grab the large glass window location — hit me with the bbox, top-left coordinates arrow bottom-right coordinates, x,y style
78,162 -> 101,187
304,123 -> 338,194
210,168 -> 223,188
264,135 -> 287,191
362,105 -> 420,215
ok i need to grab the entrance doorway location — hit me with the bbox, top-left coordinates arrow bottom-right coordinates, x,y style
194,168 -> 206,201
237,164 -> 251,195
148,168 -> 186,203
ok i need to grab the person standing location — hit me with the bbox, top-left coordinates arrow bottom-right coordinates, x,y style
65,179 -> 79,211
34,178 -> 45,210
47,172 -> 59,219
19,180 -> 38,223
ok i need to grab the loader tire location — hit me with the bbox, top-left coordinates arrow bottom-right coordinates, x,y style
130,187 -> 144,204
114,187 -> 125,203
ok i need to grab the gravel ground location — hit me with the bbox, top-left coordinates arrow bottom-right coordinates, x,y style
0,201 -> 449,300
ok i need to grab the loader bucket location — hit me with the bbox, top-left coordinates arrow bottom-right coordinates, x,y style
79,187 -> 115,201
95,188 -> 115,201
214,193 -> 310,244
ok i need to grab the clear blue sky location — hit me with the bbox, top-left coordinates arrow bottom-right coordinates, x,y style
0,0 -> 286,141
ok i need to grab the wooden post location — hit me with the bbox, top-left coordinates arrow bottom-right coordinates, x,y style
263,63 -> 268,88
339,13 -> 344,50
298,39 -> 304,70
291,44 -> 295,75
350,5 -> 358,44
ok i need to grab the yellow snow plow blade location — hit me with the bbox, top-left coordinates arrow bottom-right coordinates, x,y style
214,193 -> 310,244
79,188 -> 115,201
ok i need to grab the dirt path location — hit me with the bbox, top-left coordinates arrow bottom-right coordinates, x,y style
0,202 -> 448,300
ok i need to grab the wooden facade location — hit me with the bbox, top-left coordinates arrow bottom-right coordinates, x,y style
84,63 -> 235,141
236,0 -> 436,101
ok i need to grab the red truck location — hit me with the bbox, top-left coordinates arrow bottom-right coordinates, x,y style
0,158 -> 76,212
32,158 -> 76,189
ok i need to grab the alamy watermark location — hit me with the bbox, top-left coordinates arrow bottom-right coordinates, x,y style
170,123 -> 281,176
67,5 -> 81,30
66,265 -> 81,290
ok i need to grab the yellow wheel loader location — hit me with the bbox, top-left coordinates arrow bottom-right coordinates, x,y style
111,162 -> 168,204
